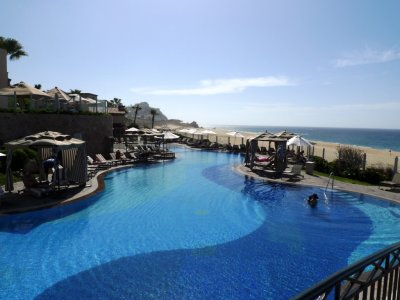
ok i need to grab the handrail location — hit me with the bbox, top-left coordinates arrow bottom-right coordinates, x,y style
292,241 -> 400,299
325,172 -> 334,191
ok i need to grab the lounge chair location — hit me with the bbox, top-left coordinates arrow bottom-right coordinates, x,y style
109,153 -> 125,165
380,173 -> 400,190
88,155 -> 109,169
120,152 -> 137,163
282,164 -> 304,180
125,151 -> 145,162
95,154 -> 117,166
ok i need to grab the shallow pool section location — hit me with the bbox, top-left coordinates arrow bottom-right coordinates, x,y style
1,147 -> 400,299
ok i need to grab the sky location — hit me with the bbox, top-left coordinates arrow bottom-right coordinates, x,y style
2,0 -> 400,129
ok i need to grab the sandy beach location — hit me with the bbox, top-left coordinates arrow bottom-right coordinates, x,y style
173,126 -> 399,169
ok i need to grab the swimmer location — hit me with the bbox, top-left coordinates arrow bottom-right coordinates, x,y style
308,193 -> 319,207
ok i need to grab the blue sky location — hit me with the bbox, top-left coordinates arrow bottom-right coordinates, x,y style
2,0 -> 400,129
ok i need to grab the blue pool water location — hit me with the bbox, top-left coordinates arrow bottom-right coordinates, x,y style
1,147 -> 400,299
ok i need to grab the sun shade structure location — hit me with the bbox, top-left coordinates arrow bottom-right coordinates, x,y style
253,130 -> 277,140
287,135 -> 313,147
4,131 -> 88,191
274,130 -> 297,139
0,81 -> 51,97
245,130 -> 288,173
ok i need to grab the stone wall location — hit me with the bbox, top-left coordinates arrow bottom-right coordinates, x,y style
0,113 -> 113,156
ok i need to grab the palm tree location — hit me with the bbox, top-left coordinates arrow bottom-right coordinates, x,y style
150,108 -> 158,128
132,104 -> 142,126
69,89 -> 81,94
108,98 -> 122,108
0,37 -> 28,60
34,84 -> 42,90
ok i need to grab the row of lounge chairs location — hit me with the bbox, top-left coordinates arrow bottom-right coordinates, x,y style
87,146 -> 176,179
87,153 -> 139,178
178,137 -> 247,153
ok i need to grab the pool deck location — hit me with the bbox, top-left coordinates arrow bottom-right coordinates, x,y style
235,164 -> 400,203
1,159 -> 400,215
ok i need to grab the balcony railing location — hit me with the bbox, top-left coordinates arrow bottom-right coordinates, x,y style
293,242 -> 400,300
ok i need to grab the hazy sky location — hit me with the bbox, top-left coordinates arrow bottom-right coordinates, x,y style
2,0 -> 400,129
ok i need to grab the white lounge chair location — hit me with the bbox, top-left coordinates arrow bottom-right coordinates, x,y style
282,164 -> 304,180
380,173 -> 400,190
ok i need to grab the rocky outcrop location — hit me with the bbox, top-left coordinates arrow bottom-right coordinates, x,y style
125,102 -> 199,128
126,102 -> 168,123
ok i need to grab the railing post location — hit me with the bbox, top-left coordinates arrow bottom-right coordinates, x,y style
362,153 -> 367,171
334,283 -> 341,300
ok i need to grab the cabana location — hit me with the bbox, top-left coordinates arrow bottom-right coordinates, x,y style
245,131 -> 288,175
4,131 -> 87,192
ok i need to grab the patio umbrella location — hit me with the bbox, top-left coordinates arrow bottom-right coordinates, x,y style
125,127 -> 139,133
0,81 -> 50,97
226,131 -> 245,145
46,87 -> 72,102
198,129 -> 216,141
287,135 -> 312,147
162,132 -> 179,140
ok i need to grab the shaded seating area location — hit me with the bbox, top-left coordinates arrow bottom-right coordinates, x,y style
244,131 -> 289,179
4,131 -> 88,195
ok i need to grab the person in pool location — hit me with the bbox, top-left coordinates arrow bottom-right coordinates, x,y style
308,193 -> 319,207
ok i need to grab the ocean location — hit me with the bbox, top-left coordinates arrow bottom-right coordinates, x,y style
204,125 -> 400,152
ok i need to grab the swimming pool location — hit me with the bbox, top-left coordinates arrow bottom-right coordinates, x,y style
1,147 -> 400,299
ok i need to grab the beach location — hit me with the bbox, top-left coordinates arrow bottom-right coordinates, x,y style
174,126 -> 400,169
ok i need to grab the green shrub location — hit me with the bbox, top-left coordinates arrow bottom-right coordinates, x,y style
11,148 -> 38,171
335,146 -> 365,179
313,156 -> 331,173
359,167 -> 394,184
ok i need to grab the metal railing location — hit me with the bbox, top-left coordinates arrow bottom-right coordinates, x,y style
293,242 -> 400,299
325,172 -> 335,191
